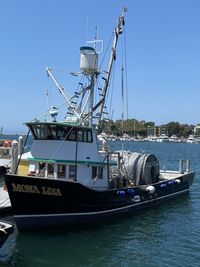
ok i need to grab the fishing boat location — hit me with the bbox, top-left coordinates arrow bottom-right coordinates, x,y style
3,8 -> 194,232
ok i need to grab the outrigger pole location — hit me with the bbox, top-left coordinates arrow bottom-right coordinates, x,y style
98,7 -> 127,124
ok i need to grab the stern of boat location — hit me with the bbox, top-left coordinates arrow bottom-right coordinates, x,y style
182,171 -> 195,186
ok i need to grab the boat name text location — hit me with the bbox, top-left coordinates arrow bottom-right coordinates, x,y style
11,183 -> 62,197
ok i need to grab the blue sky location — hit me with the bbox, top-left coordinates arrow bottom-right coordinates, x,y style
1,0 -> 200,134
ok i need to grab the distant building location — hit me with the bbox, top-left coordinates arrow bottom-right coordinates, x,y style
194,125 -> 200,136
147,126 -> 155,136
147,125 -> 168,137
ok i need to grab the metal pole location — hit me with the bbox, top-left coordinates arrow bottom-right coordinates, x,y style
99,8 -> 127,123
186,160 -> 190,173
121,65 -> 124,151
46,68 -> 80,119
179,159 -> 183,174
14,129 -> 30,174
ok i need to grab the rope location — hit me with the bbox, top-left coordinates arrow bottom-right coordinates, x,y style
123,25 -> 129,121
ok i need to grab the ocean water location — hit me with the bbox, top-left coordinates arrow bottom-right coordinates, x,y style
0,141 -> 200,267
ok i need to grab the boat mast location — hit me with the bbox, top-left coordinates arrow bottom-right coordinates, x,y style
88,27 -> 98,127
79,8 -> 127,127
121,65 -> 124,150
88,75 -> 95,127
98,7 -> 127,123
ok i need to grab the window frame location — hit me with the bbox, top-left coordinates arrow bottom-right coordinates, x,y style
68,165 -> 77,180
57,164 -> 67,179
47,163 -> 55,178
38,162 -> 46,177
29,124 -> 93,143
91,166 -> 103,180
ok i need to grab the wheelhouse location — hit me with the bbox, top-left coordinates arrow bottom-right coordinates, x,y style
16,122 -> 115,190
27,122 -> 93,143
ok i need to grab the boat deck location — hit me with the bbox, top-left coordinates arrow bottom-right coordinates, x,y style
160,171 -> 188,180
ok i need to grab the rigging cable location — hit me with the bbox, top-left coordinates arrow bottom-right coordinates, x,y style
120,22 -> 129,151
123,24 -> 129,121
99,32 -> 114,70
108,62 -> 116,121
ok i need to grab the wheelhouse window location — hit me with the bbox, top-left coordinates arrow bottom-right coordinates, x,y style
87,130 -> 92,142
29,123 -> 93,143
57,164 -> 66,178
77,129 -> 84,142
92,166 -> 103,179
68,129 -> 77,141
38,162 -> 46,177
47,163 -> 55,178
68,165 -> 77,180
50,125 -> 68,140
98,166 -> 103,179
31,124 -> 51,140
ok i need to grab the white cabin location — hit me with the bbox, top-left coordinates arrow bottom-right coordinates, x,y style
17,122 -> 116,190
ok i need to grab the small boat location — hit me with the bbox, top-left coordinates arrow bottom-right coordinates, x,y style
169,135 -> 182,143
3,8 -> 194,232
156,134 -> 169,143
187,135 -> 196,144
0,179 -> 11,213
0,139 -> 13,172
0,221 -> 14,247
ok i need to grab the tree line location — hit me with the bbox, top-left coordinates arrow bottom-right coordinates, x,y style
100,119 -> 199,138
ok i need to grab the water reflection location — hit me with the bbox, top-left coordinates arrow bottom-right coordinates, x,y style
5,195 -> 196,267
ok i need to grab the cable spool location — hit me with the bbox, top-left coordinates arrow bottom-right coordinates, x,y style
123,152 -> 160,186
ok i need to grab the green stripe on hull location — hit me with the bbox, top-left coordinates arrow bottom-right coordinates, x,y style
27,157 -> 117,166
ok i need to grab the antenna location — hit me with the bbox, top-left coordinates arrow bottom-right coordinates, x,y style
86,16 -> 89,45
86,25 -> 103,54
46,88 -> 49,121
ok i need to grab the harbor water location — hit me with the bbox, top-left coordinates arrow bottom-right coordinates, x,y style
0,141 -> 200,267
